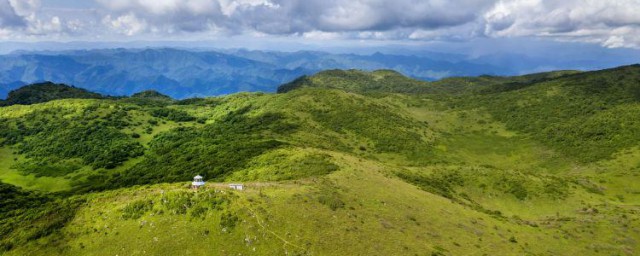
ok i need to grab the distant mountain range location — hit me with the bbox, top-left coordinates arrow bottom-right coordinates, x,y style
0,48 -> 516,99
1,47 -> 636,99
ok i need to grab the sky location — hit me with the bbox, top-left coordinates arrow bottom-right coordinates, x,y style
2,0 -> 640,55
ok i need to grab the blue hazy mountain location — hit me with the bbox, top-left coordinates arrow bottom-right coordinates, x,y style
0,48 -> 520,99
5,47 -> 628,99
225,49 -> 506,80
0,48 -> 313,99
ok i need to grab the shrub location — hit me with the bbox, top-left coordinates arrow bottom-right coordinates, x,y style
122,199 -> 154,220
317,189 -> 345,211
396,170 -> 464,199
148,108 -> 196,122
220,212 -> 239,229
162,192 -> 193,215
190,205 -> 208,219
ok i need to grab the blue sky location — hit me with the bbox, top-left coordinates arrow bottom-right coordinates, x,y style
2,0 -> 640,56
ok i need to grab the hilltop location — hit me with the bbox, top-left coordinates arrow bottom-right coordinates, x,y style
1,65 -> 640,255
0,82 -> 105,106
277,69 -> 432,94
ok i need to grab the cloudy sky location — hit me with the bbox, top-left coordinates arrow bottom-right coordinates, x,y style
2,0 -> 640,51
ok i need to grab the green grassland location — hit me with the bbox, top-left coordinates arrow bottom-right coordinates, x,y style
1,65 -> 640,255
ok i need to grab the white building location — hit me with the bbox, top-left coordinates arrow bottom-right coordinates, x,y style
192,175 -> 205,189
229,184 -> 244,190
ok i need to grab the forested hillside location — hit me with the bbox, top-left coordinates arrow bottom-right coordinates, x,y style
0,82 -> 105,106
1,66 -> 639,255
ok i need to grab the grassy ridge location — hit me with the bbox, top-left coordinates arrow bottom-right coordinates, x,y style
4,153 -> 639,255
1,66 -> 640,255
277,69 -> 433,94
468,64 -> 640,162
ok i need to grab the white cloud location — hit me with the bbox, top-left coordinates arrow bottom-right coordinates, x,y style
0,0 -> 94,39
0,0 -> 28,28
103,14 -> 148,36
3,0 -> 640,49
9,0 -> 39,14
482,0 -> 640,48
96,0 -> 224,33
301,30 -> 342,40
218,0 -> 278,16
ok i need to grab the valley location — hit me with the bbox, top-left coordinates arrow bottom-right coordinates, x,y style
1,66 -> 639,255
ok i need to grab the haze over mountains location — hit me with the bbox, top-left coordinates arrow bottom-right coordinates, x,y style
2,46 -> 638,99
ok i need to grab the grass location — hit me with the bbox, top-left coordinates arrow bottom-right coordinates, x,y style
2,68 -> 640,255
226,147 -> 339,181
0,147 -> 71,192
5,151 -> 639,255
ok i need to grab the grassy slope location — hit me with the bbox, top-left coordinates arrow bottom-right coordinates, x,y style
6,152 -> 638,256
0,99 -> 194,193
0,147 -> 71,192
1,67 -> 640,255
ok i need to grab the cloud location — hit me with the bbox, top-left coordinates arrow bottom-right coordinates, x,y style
97,0 -> 225,34
103,14 -> 148,36
482,0 -> 640,48
225,0 -> 496,34
0,0 -> 86,39
93,0 -> 497,35
8,0 -> 40,15
0,0 -> 27,28
3,0 -> 640,49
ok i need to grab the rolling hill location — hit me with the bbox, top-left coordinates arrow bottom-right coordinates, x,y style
0,82 -> 106,106
1,65 -> 639,255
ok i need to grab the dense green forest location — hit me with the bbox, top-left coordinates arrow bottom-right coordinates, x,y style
0,82 -> 106,106
1,66 -> 640,255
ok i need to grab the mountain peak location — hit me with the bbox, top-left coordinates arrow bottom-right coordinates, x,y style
277,69 -> 427,94
131,90 -> 172,100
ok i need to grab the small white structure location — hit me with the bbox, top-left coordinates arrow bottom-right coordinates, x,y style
229,184 -> 244,190
192,175 -> 205,189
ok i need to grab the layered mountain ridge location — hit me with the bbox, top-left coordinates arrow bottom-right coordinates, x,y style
0,48 -> 523,99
